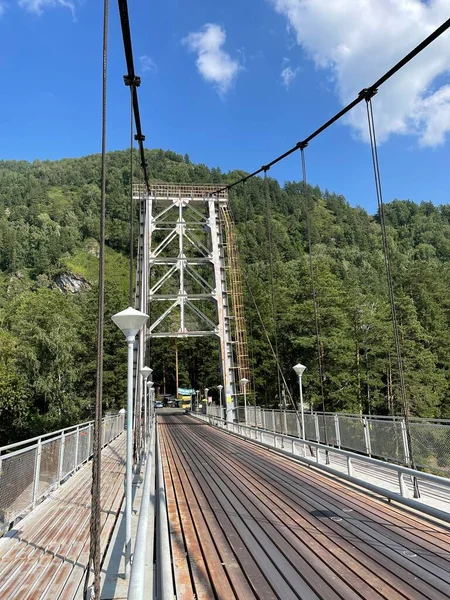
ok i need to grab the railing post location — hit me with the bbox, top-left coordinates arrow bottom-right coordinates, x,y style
314,414 -> 320,442
32,438 -> 42,509
334,414 -> 341,449
58,431 -> 65,484
363,417 -> 371,456
347,456 -> 353,477
87,423 -> 92,458
400,418 -> 411,467
398,472 -> 407,498
262,410 -> 266,430
74,426 -> 80,470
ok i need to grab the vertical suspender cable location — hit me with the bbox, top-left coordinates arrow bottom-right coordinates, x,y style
242,182 -> 257,405
84,0 -> 108,595
129,86 -> 135,307
365,96 -> 419,497
300,148 -> 328,448
263,170 -> 283,407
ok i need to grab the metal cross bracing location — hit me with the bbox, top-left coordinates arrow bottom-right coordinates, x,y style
132,183 -> 251,421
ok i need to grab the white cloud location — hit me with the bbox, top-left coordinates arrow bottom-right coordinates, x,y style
269,0 -> 450,147
139,55 -> 157,73
18,0 -> 75,16
281,59 -> 298,88
182,23 -> 241,95
0,2 -> 5,17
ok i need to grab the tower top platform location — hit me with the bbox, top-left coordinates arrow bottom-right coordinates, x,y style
132,183 -> 228,203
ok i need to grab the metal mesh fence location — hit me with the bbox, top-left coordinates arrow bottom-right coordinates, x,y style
304,414 -> 318,441
77,426 -> 90,464
367,418 -> 406,463
0,447 -> 36,530
61,431 -> 78,479
285,413 -> 299,437
273,411 -> 282,433
336,416 -> 367,454
37,438 -> 60,499
410,422 -> 450,474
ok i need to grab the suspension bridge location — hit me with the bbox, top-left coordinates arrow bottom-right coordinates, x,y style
1,2 -> 450,599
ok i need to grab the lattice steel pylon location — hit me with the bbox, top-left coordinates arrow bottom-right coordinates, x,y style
133,183 -> 250,422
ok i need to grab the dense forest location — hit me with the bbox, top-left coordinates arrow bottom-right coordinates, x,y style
1,148 -> 450,443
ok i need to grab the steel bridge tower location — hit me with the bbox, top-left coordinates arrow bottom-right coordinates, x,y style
133,183 -> 250,422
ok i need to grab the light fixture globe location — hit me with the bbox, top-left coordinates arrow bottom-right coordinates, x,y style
111,306 -> 148,339
147,380 -> 154,387
240,377 -> 249,386
217,384 -> 223,390
119,408 -> 126,415
293,363 -> 306,377
140,366 -> 152,379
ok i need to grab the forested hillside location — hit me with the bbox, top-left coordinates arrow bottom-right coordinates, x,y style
1,148 -> 450,443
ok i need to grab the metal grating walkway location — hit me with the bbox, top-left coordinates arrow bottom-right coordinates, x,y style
159,413 -> 450,600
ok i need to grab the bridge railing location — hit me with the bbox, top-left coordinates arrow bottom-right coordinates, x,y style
0,413 -> 125,533
214,406 -> 450,476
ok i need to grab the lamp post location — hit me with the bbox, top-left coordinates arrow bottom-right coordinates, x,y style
112,306 -> 148,579
218,385 -> 223,420
205,387 -> 209,415
240,378 -> 249,424
293,363 -> 306,440
140,367 -> 152,447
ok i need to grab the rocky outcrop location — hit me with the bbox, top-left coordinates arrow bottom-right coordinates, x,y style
54,272 -> 91,294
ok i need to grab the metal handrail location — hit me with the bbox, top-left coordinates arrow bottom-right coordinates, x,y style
128,418 -> 156,600
156,428 -> 175,600
0,414 -> 118,454
193,412 -> 450,524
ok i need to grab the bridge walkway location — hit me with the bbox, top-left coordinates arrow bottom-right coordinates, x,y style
159,413 -> 450,600
0,433 -> 125,600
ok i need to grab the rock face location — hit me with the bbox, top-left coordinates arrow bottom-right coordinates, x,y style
54,273 -> 91,294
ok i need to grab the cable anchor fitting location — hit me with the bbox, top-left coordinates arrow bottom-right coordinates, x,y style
359,87 -> 378,102
123,75 -> 141,87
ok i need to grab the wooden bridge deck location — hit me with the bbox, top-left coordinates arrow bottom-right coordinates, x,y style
0,434 -> 125,600
159,414 -> 450,600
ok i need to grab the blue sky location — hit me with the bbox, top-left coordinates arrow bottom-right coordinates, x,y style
1,0 -> 450,214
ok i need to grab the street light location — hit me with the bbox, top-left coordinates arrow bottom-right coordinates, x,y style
112,306 -> 148,579
240,378 -> 249,424
196,390 -> 200,412
205,387 -> 209,415
293,363 -> 306,440
218,385 -> 223,420
147,380 -> 154,422
140,367 -> 152,446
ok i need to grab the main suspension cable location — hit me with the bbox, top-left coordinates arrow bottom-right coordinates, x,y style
211,18 -> 450,196
365,96 -> 419,497
84,0 -> 109,594
129,86 -> 134,307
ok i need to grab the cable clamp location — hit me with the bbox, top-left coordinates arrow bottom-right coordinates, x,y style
134,133 -> 146,142
262,165 -> 270,173
296,141 -> 308,150
123,75 -> 141,87
359,87 -> 378,101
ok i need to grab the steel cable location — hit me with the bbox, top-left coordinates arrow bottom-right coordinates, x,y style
84,0 -> 108,594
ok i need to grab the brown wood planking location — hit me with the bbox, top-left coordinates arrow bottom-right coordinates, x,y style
159,414 -> 450,600
0,434 -> 125,600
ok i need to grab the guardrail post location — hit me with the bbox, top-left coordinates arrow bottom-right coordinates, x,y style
334,414 -> 341,448
363,417 -> 371,456
398,472 -> 407,498
32,438 -> 42,509
74,426 -> 80,470
347,456 -> 353,477
400,418 -> 411,467
314,414 -> 320,442
58,431 -> 65,484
